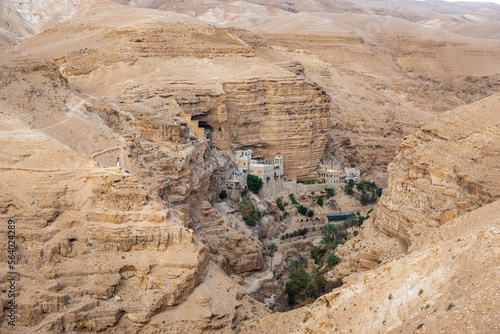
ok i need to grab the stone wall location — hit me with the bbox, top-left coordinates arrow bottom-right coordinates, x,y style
281,181 -> 341,197
259,177 -> 284,199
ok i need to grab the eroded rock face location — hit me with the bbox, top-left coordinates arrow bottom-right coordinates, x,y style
372,92 -> 500,252
336,93 -> 500,271
194,202 -> 264,275
0,114 -> 208,332
141,263 -> 270,333
222,78 -> 331,179
19,4 -> 332,181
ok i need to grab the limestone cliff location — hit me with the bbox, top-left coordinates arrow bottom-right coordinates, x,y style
371,92 -> 500,255
335,93 -> 500,272
0,113 -> 208,332
194,201 -> 264,275
18,3 -> 332,181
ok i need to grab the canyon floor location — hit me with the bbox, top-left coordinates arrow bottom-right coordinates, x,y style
0,0 -> 499,333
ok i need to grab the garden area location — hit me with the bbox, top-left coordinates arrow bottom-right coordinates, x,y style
283,223 -> 348,307
344,179 -> 383,205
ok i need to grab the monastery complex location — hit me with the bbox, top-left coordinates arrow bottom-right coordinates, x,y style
226,148 -> 360,199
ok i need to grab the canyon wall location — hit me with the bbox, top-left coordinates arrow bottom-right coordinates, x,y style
242,92 -> 500,334
19,4 -> 332,181
0,51 -> 270,332
371,92 -> 500,252
0,113 -> 209,332
223,78 -> 331,180
334,92 -> 500,273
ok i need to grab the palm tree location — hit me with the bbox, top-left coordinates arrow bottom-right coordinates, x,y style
289,259 -> 303,275
325,252 -> 340,267
267,243 -> 278,270
322,224 -> 339,247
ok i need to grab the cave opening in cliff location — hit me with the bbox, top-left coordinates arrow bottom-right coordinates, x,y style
197,120 -> 212,130
190,114 -> 212,130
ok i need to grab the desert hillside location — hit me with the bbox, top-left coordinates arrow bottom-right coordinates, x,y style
0,0 -> 499,333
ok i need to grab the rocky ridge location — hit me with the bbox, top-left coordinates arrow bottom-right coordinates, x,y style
339,92 -> 500,271
0,113 -> 209,332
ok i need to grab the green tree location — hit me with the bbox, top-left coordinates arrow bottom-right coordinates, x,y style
311,246 -> 326,264
322,224 -> 339,246
219,190 -> 228,199
247,174 -> 263,194
329,239 -> 344,249
356,181 -> 366,191
345,184 -> 354,195
297,205 -> 308,215
344,217 -> 354,230
325,252 -> 340,267
267,243 -> 278,270
284,266 -> 310,305
325,187 -> 335,198
240,197 -> 260,226
358,216 -> 367,226
359,191 -> 370,205
306,210 -> 314,218
289,259 -> 304,275
316,198 -> 324,207
376,187 -> 383,197
348,179 -> 355,187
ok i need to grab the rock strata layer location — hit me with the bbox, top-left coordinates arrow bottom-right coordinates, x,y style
0,113 -> 208,332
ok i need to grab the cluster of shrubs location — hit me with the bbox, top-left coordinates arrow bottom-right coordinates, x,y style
289,193 -> 298,205
240,196 -> 260,226
309,224 -> 346,265
359,191 -> 378,205
297,205 -> 307,215
297,179 -> 320,184
281,228 -> 309,240
296,205 -> 314,217
284,262 -> 337,306
344,208 -> 373,228
284,221 -> 349,307
324,187 -> 335,198
247,174 -> 263,194
344,180 -> 383,205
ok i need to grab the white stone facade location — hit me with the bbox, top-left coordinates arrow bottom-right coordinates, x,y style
344,167 -> 361,183
230,148 -> 285,198
318,161 -> 344,186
